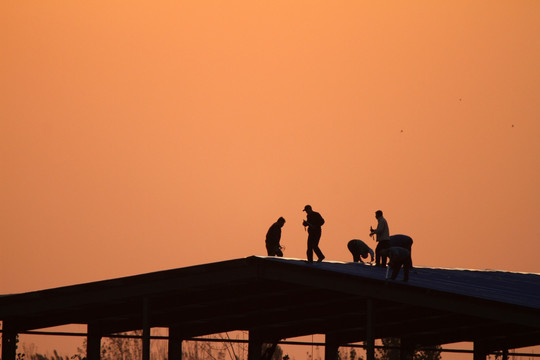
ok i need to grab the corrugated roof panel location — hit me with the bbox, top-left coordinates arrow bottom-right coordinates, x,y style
260,256 -> 540,309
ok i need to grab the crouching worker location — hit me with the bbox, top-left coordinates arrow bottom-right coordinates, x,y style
347,239 -> 375,264
385,247 -> 412,282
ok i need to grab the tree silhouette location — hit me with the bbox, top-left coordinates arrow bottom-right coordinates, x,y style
100,331 -> 142,360
376,338 -> 400,360
338,347 -> 364,360
376,338 -> 441,360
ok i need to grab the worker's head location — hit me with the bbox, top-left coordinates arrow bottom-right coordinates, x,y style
375,210 -> 383,218
361,248 -> 375,263
277,217 -> 286,226
303,205 -> 312,213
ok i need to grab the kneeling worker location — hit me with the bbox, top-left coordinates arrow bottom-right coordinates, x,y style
347,239 -> 375,264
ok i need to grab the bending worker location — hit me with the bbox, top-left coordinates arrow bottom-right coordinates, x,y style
265,217 -> 286,257
385,246 -> 412,282
389,234 -> 414,267
347,239 -> 375,263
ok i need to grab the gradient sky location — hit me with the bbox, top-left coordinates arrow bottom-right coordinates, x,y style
2,0 -> 539,301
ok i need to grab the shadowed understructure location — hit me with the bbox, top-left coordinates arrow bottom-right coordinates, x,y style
1,256 -> 539,360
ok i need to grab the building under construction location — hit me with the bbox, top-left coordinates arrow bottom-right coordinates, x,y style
1,256 -> 539,360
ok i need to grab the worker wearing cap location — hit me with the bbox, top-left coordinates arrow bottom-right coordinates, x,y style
302,205 -> 325,264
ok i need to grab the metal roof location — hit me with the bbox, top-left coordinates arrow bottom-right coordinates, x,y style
1,256 -> 539,352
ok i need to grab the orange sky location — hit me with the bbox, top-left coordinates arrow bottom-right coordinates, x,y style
1,0 -> 539,299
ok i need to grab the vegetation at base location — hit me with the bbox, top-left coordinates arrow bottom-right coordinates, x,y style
376,338 -> 441,360
6,333 -> 443,360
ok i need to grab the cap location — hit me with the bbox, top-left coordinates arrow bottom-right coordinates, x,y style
303,205 -> 312,211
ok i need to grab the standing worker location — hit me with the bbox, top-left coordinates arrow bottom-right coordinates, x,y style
347,239 -> 375,263
265,217 -> 286,257
302,205 -> 326,264
369,210 -> 390,267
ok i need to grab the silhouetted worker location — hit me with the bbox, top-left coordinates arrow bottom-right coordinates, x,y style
369,210 -> 390,267
389,234 -> 413,267
347,239 -> 374,263
302,205 -> 325,263
384,246 -> 412,282
265,217 -> 286,257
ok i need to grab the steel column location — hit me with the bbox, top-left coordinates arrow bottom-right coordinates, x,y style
142,298 -> 150,360
168,327 -> 183,360
248,331 -> 263,360
366,298 -> 375,360
325,334 -> 339,360
1,322 -> 17,360
474,341 -> 487,360
87,324 -> 102,360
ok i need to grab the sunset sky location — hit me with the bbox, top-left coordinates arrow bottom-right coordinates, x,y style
1,0 -> 539,312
